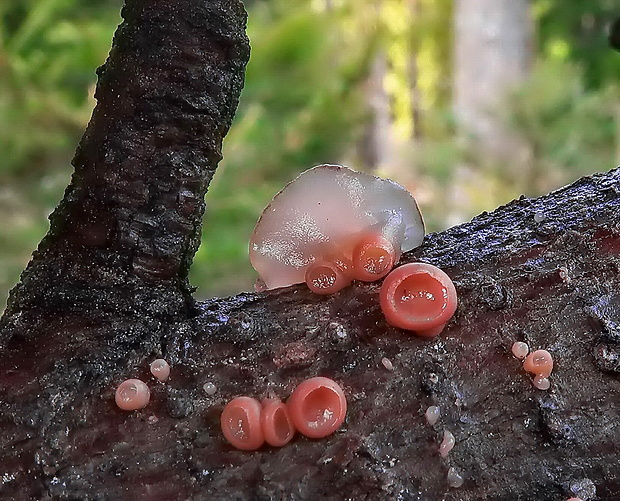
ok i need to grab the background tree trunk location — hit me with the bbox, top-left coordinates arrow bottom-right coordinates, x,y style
453,0 -> 532,162
1,1 -> 620,500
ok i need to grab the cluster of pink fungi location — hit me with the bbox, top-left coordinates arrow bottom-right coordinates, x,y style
221,377 -> 347,451
114,359 -> 170,411
250,165 -> 458,337
512,342 -> 554,390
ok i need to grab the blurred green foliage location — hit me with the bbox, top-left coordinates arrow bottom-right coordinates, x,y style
0,0 -> 618,307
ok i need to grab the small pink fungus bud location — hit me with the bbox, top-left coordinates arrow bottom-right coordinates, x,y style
115,379 -> 150,411
287,377 -> 347,439
261,398 -> 296,447
511,341 -> 529,359
565,498 -> 583,501
380,263 -> 458,337
221,396 -> 264,451
381,357 -> 394,371
533,375 -> 551,390
439,429 -> 455,457
351,234 -> 397,282
425,405 -> 441,425
150,359 -> 170,382
523,349 -> 553,377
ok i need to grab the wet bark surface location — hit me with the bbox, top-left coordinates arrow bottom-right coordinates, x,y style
1,1 -> 620,500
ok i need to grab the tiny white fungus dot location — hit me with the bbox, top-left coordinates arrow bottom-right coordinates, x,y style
150,359 -> 170,382
381,357 -> 394,371
439,429 -> 455,457
425,406 -> 441,425
511,341 -> 529,359
203,382 -> 217,396
447,467 -> 464,488
533,375 -> 551,390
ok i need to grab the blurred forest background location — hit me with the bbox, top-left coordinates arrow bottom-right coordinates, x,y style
0,0 -> 618,307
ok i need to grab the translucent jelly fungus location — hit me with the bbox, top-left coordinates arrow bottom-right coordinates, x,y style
439,429 -> 456,457
380,262 -> 458,337
261,398 -> 296,447
523,349 -> 554,377
221,396 -> 265,451
511,341 -> 529,359
287,377 -> 347,439
250,164 -> 424,293
381,357 -> 394,371
566,498 -> 583,501
425,405 -> 441,425
447,467 -> 464,488
115,379 -> 150,411
150,359 -> 170,382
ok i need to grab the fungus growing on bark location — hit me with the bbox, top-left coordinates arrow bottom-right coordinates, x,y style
261,398 -> 296,447
150,359 -> 170,382
115,379 -> 150,411
425,405 -> 441,425
220,396 -> 265,451
511,341 -> 529,359
523,349 -> 554,377
287,377 -> 347,439
439,429 -> 456,457
249,165 -> 424,293
379,263 -> 457,337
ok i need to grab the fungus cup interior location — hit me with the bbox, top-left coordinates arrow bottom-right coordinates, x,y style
261,398 -> 295,447
288,377 -> 347,439
221,396 -> 264,451
380,263 -> 457,335
250,164 -> 424,292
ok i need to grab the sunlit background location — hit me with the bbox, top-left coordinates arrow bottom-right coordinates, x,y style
1,0 -> 618,307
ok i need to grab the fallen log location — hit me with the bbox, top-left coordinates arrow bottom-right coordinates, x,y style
1,1 -> 619,500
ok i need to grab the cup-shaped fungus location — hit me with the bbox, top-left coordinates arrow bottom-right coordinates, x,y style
523,349 -> 553,377
221,396 -> 265,451
261,398 -> 296,447
250,165 -> 424,294
380,262 -> 457,337
115,379 -> 150,411
287,377 -> 347,439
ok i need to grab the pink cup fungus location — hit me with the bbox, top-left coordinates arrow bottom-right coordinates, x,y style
287,376 -> 347,439
379,262 -> 458,337
260,398 -> 296,447
249,164 -> 424,294
351,233 -> 397,282
150,359 -> 170,382
523,349 -> 553,377
115,379 -> 150,411
220,396 -> 265,451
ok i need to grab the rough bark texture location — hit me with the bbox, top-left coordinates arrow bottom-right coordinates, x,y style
2,1 -> 620,501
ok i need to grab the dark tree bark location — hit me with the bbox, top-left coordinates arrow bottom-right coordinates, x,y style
2,1 -> 620,501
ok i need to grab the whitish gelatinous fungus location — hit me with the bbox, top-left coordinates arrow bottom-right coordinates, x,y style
261,398 -> 296,447
381,357 -> 394,371
439,429 -> 456,457
565,498 -> 583,501
287,377 -> 347,439
447,467 -> 464,488
203,382 -> 217,396
380,262 -> 457,337
511,341 -> 529,359
533,375 -> 551,390
425,405 -> 441,425
249,165 -> 424,294
220,396 -> 265,451
523,349 -> 554,377
150,359 -> 170,382
115,379 -> 150,411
